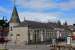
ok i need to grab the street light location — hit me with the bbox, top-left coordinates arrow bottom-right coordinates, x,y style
34,30 -> 37,48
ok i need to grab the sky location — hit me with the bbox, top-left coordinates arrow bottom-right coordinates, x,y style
0,0 -> 75,25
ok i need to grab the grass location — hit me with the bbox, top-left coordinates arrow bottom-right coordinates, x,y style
0,48 -> 8,50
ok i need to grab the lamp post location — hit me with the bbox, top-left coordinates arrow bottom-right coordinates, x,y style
35,30 -> 37,48
34,30 -> 37,48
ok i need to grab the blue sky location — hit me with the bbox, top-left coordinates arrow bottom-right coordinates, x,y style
0,0 -> 75,25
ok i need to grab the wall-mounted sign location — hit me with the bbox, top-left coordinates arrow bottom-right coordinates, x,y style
67,36 -> 71,45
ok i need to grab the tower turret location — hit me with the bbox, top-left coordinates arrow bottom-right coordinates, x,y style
9,0 -> 20,26
9,6 -> 20,24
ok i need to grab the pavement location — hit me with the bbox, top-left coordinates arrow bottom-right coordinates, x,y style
0,42 -> 51,50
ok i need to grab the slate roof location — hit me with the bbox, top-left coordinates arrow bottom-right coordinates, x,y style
9,6 -> 20,23
9,6 -> 59,29
19,20 -> 57,29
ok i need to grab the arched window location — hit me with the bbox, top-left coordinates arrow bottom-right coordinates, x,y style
10,34 -> 13,36
17,34 -> 20,36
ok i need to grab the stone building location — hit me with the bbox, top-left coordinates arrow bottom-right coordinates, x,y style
8,6 -> 71,45
7,6 -> 57,44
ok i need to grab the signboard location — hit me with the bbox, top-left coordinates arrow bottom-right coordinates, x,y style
67,37 -> 71,44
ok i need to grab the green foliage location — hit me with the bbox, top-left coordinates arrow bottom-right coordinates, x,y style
0,49 -> 8,50
0,20 -> 9,27
64,22 -> 67,26
57,20 -> 61,26
0,20 -> 5,26
57,20 -> 62,28
63,21 -> 67,26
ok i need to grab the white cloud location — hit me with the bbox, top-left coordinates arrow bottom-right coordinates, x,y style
15,0 -> 57,9
14,0 -> 75,10
10,0 -> 75,25
0,7 -> 7,13
0,6 -> 12,20
57,0 -> 75,10
0,6 -> 12,14
18,12 -> 62,22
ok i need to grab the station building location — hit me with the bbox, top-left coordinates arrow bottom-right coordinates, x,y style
8,6 -> 71,45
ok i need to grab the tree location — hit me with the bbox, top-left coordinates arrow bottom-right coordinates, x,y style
57,20 -> 61,27
63,21 -> 67,26
73,24 -> 75,26
0,18 -> 9,49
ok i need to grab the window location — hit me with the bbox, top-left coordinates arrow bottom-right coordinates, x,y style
37,30 -> 39,33
11,27 -> 12,31
17,34 -> 20,36
43,29 -> 44,32
10,34 -> 13,36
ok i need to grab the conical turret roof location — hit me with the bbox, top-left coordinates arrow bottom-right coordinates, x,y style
9,6 -> 20,23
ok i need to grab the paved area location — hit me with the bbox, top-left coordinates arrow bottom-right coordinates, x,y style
8,45 -> 50,50
0,42 -> 50,50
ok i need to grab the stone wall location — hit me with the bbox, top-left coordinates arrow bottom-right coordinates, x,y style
8,26 -> 28,44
